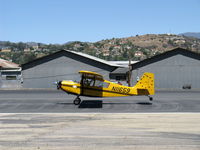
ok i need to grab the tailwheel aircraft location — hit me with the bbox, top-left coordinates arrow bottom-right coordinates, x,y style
55,70 -> 154,105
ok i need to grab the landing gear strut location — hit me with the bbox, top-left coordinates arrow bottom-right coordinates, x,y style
73,96 -> 81,105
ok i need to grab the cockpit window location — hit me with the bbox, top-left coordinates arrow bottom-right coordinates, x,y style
94,80 -> 110,88
83,78 -> 94,86
82,75 -> 109,88
103,82 -> 110,88
94,79 -> 103,87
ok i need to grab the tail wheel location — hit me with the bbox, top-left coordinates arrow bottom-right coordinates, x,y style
73,97 -> 81,105
149,96 -> 153,101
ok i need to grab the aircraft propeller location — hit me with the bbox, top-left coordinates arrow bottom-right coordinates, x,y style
53,81 -> 62,89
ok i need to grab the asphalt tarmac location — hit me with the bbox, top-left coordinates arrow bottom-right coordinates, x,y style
0,89 -> 199,113
0,89 -> 200,150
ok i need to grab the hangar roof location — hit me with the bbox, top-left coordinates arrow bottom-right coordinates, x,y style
68,50 -> 121,67
131,47 -> 200,70
22,49 -> 120,71
108,61 -> 138,67
0,58 -> 19,69
111,48 -> 200,75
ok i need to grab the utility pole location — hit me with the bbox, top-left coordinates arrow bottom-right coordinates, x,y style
127,49 -> 132,87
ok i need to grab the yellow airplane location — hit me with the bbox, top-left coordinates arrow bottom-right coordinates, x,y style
56,70 -> 154,105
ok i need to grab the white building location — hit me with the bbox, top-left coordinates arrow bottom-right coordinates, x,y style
0,58 -> 22,88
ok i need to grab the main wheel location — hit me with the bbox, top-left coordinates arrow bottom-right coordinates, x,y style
73,98 -> 81,105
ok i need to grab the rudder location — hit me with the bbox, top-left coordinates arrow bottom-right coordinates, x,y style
134,72 -> 154,95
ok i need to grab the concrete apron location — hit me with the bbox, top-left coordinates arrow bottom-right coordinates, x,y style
0,113 -> 200,150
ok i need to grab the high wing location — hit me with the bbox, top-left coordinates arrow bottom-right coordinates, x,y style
79,70 -> 104,80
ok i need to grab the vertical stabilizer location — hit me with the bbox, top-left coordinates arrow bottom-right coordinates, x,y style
134,73 -> 154,95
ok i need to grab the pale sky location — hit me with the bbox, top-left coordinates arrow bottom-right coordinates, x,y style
0,0 -> 199,44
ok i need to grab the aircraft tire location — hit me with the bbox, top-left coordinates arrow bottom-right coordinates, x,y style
74,98 -> 81,105
149,97 -> 153,101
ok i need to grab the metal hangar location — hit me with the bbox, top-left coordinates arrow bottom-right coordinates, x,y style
110,48 -> 200,89
22,50 -> 118,88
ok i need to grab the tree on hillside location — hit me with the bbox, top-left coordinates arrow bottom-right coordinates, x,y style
11,52 -> 37,64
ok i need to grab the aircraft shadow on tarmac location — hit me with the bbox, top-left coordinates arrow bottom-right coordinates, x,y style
79,100 -> 103,108
57,100 -> 152,108
57,100 -> 103,108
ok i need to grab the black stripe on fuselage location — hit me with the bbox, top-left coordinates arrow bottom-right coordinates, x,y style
61,84 -> 133,96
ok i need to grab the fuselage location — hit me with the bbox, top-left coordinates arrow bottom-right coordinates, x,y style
60,79 -> 140,97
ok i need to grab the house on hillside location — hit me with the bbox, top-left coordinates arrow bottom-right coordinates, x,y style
1,48 -> 12,52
